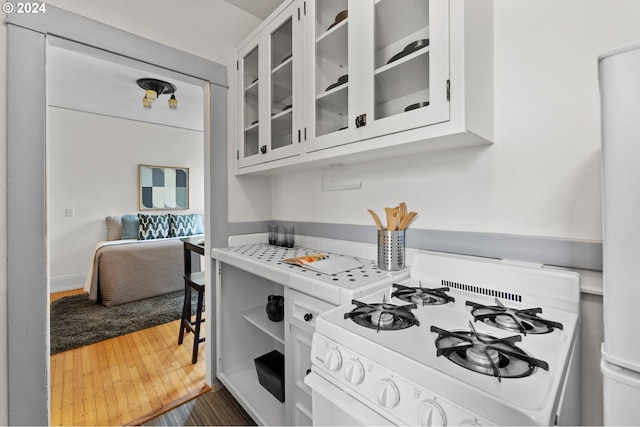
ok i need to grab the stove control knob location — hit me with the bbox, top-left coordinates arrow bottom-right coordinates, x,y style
376,378 -> 400,408
417,400 -> 447,427
323,348 -> 342,372
343,358 -> 365,384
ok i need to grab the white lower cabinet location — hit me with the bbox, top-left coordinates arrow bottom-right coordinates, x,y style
286,288 -> 334,425
216,263 -> 286,426
292,389 -> 313,426
216,262 -> 335,426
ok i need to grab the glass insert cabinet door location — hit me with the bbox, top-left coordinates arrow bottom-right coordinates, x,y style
237,2 -> 301,168
239,44 -> 260,163
307,0 -> 359,151
306,0 -> 450,152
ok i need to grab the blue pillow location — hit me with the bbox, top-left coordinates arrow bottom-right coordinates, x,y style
122,214 -> 139,239
194,213 -> 204,234
137,214 -> 169,240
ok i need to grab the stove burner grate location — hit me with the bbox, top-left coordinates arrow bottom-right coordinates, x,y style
466,298 -> 563,335
431,322 -> 549,381
345,296 -> 419,332
391,283 -> 455,306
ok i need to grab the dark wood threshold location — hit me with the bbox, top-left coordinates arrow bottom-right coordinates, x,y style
125,384 -> 217,426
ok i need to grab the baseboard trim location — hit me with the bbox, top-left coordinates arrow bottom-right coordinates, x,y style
49,273 -> 86,293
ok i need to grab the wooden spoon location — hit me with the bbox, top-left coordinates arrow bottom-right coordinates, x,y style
399,211 -> 417,230
367,209 -> 383,230
385,207 -> 399,231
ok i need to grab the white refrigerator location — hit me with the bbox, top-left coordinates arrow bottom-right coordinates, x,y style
599,41 -> 640,426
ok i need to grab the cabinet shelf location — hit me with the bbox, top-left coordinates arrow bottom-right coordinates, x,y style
272,58 -> 293,96
241,305 -> 285,345
316,82 -> 348,115
244,122 -> 259,133
316,18 -> 348,67
219,360 -> 286,426
245,79 -> 259,97
375,47 -> 429,104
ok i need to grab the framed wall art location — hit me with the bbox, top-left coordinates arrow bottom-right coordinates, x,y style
139,164 -> 189,210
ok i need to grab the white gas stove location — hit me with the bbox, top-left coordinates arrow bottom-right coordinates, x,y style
305,251 -> 581,426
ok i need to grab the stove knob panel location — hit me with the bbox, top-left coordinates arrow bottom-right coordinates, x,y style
323,348 -> 343,372
376,378 -> 400,408
417,400 -> 447,427
343,358 -> 365,384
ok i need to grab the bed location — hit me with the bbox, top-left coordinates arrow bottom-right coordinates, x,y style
84,214 -> 203,307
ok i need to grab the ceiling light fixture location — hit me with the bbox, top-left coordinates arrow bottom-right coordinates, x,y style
137,78 -> 178,110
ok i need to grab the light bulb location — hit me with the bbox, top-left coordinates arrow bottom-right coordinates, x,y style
168,94 -> 178,110
145,89 -> 157,101
142,96 -> 153,109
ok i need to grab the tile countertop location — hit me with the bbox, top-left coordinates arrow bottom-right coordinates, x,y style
211,243 -> 409,305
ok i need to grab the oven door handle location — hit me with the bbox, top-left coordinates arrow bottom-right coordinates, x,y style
304,371 -> 395,426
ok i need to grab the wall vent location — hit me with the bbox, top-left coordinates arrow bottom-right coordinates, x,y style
442,279 -> 522,302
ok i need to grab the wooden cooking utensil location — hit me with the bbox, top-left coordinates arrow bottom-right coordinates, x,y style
399,211 -> 417,230
367,209 -> 383,230
399,202 -> 407,219
385,206 -> 400,231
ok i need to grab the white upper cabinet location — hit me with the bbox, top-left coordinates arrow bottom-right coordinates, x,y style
236,1 -> 302,168
235,0 -> 493,175
305,0 -> 450,152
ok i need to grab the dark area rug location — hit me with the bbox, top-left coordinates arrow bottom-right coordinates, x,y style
50,290 -> 199,355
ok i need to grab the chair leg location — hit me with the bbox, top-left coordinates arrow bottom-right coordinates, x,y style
191,287 -> 205,364
178,282 -> 191,345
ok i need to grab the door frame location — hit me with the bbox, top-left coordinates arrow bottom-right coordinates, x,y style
6,6 -> 229,424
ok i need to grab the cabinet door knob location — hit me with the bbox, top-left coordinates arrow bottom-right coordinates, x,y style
355,114 -> 367,128
260,145 -> 267,154
306,368 -> 311,375
304,313 -> 313,321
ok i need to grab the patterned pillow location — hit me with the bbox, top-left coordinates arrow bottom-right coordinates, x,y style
138,214 -> 169,240
168,214 -> 197,237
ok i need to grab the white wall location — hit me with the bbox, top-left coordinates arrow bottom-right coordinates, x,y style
47,107 -> 205,291
39,0 -> 274,224
270,1 -> 640,243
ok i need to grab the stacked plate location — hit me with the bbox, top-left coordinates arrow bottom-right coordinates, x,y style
328,10 -> 348,30
325,74 -> 348,92
387,39 -> 429,64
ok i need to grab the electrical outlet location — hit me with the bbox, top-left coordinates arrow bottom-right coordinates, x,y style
65,208 -> 75,217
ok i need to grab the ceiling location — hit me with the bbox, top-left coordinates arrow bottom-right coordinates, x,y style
46,1 -> 286,131
224,0 -> 285,19
47,38 -> 205,132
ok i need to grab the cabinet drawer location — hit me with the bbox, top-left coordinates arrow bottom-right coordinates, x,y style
288,289 -> 335,332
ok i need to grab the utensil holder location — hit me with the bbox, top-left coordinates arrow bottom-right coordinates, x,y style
377,229 -> 405,271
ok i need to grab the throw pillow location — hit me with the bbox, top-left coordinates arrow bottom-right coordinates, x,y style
138,214 -> 169,240
122,214 -> 139,239
105,216 -> 122,241
168,213 -> 197,237
194,213 -> 205,234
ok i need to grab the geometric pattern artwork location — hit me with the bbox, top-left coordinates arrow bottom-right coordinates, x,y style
139,164 -> 189,210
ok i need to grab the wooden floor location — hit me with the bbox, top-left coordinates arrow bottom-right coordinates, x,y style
49,290 -> 209,426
